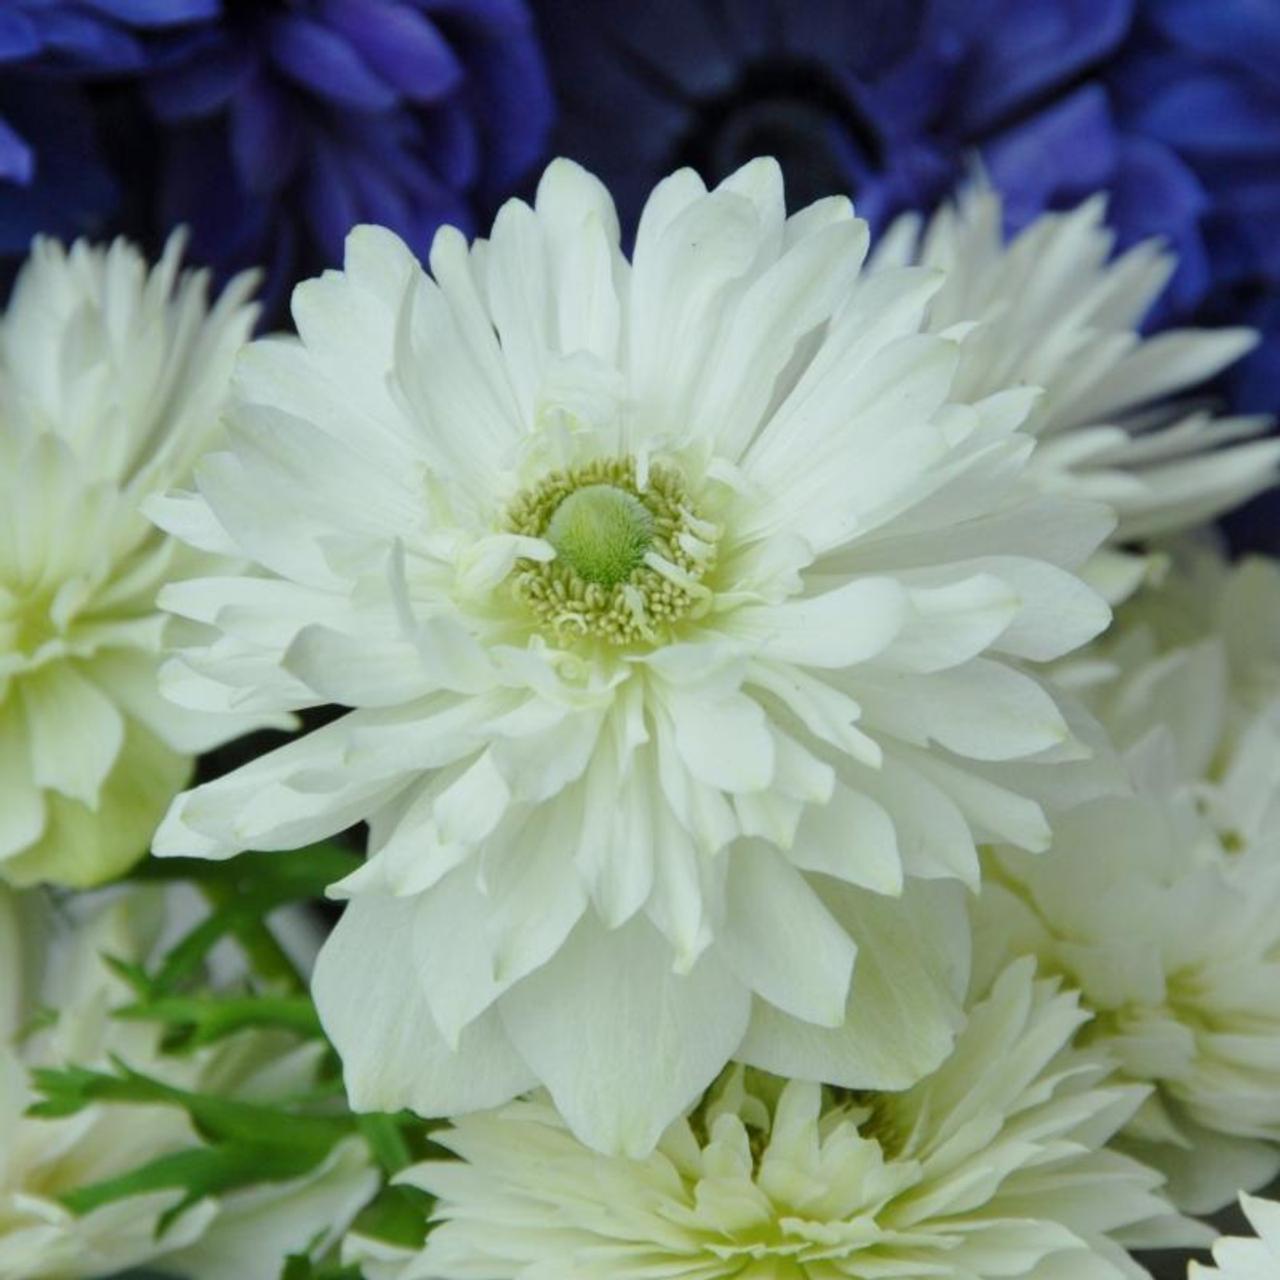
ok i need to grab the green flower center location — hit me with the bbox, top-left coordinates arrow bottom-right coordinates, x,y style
0,591 -> 61,665
545,484 -> 655,587
505,457 -> 719,647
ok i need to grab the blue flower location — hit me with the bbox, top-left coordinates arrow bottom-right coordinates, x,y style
533,0 -> 1280,414
0,2 -> 215,255
1104,0 -> 1280,415
142,0 -> 553,300
533,0 -> 958,235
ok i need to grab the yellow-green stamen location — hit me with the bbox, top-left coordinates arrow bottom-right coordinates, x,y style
506,457 -> 718,646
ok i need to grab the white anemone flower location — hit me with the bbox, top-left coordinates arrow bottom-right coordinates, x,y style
0,232 -> 276,888
974,733 -> 1280,1213
1191,1194 -> 1280,1280
874,188 -> 1279,601
1064,538 -> 1280,851
344,960 -> 1205,1280
153,156 -> 1115,1154
0,884 -> 377,1280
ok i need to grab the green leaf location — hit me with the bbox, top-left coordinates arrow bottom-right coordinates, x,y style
355,1113 -> 414,1175
126,842 -> 361,995
60,1143 -> 323,1223
30,1061 -> 349,1154
349,1183 -> 434,1250
130,844 -> 362,900
280,1255 -> 363,1280
115,994 -> 324,1050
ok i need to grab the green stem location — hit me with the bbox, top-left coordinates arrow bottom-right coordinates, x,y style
197,882 -> 306,994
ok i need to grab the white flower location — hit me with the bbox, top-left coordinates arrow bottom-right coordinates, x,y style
0,232 -> 277,889
345,960 -> 1205,1280
0,884 -> 377,1280
974,733 -> 1280,1213
875,188 -> 1280,600
1065,538 -> 1280,851
1191,1194 -> 1280,1280
153,156 -> 1114,1154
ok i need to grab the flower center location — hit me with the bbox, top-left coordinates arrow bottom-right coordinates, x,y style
545,485 -> 654,587
505,457 -> 718,647
0,592 -> 60,665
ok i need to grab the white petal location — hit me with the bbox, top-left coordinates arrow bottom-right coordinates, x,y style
497,913 -> 751,1156
789,784 -> 903,895
1061,327 -> 1257,429
695,214 -> 870,460
534,158 -> 624,364
629,185 -> 761,433
20,664 -> 124,807
731,577 -> 907,669
885,573 -> 1020,673
90,651 -> 289,754
0,709 -> 46,862
283,623 -> 433,707
738,878 -> 968,1088
153,710 -> 427,859
313,894 -> 537,1117
855,658 -> 1070,761
157,1138 -> 379,1280
660,686 -> 775,793
719,839 -> 857,1027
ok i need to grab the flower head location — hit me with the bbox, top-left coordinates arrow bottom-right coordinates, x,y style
974,732 -> 1280,1213
0,883 -> 376,1280
155,156 -> 1115,1153
1069,538 -> 1280,849
0,231 -> 275,888
874,188 -> 1280,598
346,961 -> 1204,1280
1191,1194 -> 1280,1280
142,0 -> 552,298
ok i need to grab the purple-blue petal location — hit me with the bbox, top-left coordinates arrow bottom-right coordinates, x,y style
415,98 -> 479,190
25,8 -> 145,71
0,11 -> 41,63
0,83 -> 117,254
145,41 -> 256,120
230,71 -> 302,194
1144,0 -> 1280,80
982,84 -> 1119,227
1134,72 -> 1280,158
79,0 -> 219,23
268,13 -> 398,111
0,115 -> 35,185
949,0 -> 1134,133
321,0 -> 464,103
303,135 -> 364,262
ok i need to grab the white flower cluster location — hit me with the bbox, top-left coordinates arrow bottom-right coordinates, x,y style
0,884 -> 375,1280
2,156 -> 1280,1280
0,234 -> 279,890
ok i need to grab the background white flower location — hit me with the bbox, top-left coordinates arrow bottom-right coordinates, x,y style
875,188 -> 1280,600
1062,537 -> 1280,851
0,232 -> 278,889
154,156 -> 1115,1153
974,733 -> 1280,1213
0,884 -> 377,1280
346,960 -> 1204,1280
1191,1194 -> 1280,1280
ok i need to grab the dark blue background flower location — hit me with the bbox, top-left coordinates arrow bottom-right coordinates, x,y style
533,0 -> 1280,423
0,0 -> 553,317
0,1 -> 215,255
140,0 -> 553,307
